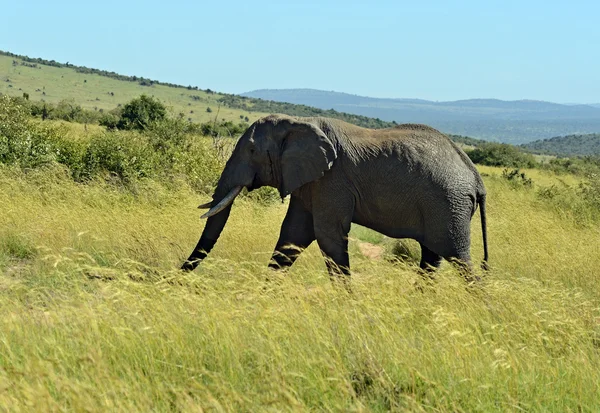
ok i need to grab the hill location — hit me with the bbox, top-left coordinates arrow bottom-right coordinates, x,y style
0,52 -> 264,124
0,51 -> 393,129
243,89 -> 600,144
7,49 -> 600,157
522,133 -> 600,156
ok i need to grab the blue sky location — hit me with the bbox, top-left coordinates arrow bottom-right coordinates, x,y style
2,0 -> 599,103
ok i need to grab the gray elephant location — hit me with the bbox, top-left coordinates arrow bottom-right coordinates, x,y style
182,115 -> 488,279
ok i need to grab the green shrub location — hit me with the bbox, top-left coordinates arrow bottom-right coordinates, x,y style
0,95 -> 263,197
244,187 -> 281,206
541,156 -> 600,177
26,99 -> 102,124
501,168 -> 533,188
98,111 -> 120,130
81,131 -> 159,182
199,120 -> 248,138
147,116 -> 191,153
467,143 -> 537,168
533,173 -> 600,225
50,137 -> 87,180
579,175 -> 600,210
166,137 -> 227,193
112,95 -> 167,131
0,95 -> 57,168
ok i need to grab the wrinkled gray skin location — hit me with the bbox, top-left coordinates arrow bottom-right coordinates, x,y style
182,115 -> 488,278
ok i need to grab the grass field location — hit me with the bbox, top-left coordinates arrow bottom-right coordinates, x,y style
0,54 -> 266,123
1,156 -> 600,411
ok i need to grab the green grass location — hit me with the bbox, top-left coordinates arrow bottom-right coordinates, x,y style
0,54 -> 267,124
1,162 -> 600,411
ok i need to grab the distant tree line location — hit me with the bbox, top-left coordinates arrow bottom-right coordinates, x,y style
461,139 -> 600,177
0,50 -> 213,92
447,134 -> 490,147
218,94 -> 396,129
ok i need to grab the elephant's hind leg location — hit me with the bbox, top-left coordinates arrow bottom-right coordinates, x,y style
269,196 -> 316,270
434,207 -> 479,282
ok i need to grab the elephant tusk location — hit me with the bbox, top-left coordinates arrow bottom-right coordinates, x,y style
197,201 -> 213,209
201,186 -> 243,219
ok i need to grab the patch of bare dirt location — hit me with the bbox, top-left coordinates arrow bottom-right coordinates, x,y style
357,242 -> 384,260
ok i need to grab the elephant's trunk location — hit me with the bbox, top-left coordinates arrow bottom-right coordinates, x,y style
181,178 -> 242,272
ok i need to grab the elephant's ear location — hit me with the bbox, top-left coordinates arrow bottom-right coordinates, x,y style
279,120 -> 337,197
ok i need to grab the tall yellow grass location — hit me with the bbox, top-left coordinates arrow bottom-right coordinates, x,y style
1,165 -> 599,411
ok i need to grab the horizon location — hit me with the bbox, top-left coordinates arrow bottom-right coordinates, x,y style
2,1 -> 599,103
243,88 -> 600,106
3,48 -> 599,107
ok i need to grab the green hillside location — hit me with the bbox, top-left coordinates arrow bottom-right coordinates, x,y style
0,52 -> 265,124
0,51 -> 395,129
522,133 -> 600,156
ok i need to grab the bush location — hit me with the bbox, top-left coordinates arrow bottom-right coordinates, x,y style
98,111 -> 121,130
541,156 -> 600,177
166,137 -> 226,193
199,120 -> 248,138
116,95 -> 167,131
0,95 -> 57,168
244,187 -> 281,206
501,168 -> 533,188
81,131 -> 159,182
26,99 -> 102,124
51,137 -> 87,180
466,143 -> 537,168
579,175 -> 600,210
0,95 -> 252,195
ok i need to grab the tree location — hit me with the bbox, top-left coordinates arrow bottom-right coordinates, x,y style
116,95 -> 167,131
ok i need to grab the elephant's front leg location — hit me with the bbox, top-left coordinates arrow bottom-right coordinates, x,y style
269,196 -> 316,270
315,231 -> 350,277
312,205 -> 353,278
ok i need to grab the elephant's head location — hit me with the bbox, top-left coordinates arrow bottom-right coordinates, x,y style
181,115 -> 337,271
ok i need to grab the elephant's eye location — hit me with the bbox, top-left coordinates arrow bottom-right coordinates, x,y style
249,148 -> 255,154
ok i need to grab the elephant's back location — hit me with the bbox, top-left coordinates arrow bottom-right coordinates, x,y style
346,132 -> 480,211
389,132 -> 476,183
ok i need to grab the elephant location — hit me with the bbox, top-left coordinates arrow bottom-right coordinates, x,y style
181,114 -> 489,280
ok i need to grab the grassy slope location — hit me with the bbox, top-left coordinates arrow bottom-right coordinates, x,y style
1,160 -> 600,411
522,133 -> 600,156
0,54 -> 267,123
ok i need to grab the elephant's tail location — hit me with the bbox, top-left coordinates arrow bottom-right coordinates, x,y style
478,193 -> 489,270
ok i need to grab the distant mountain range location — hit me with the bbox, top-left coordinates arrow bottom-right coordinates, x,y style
242,89 -> 600,144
